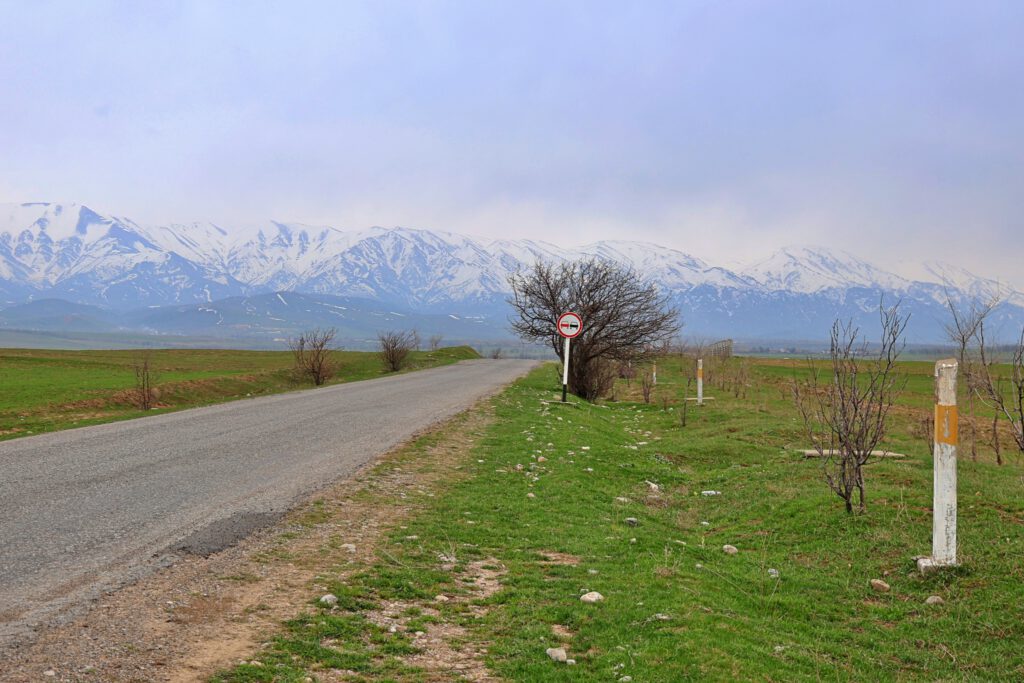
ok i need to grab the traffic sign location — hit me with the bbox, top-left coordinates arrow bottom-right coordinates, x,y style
557,311 -> 583,339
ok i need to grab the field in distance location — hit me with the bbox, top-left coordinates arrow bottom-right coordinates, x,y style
0,345 -> 480,441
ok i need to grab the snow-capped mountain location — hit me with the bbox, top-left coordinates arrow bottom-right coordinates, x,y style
2,202 -> 1023,344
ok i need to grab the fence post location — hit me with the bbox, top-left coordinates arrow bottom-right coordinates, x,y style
918,358 -> 959,572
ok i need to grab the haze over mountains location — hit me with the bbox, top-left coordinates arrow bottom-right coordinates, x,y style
2,202 -> 1022,347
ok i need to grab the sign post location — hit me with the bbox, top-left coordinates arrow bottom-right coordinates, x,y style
556,312 -> 583,403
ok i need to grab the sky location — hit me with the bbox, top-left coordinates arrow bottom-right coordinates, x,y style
2,0 -> 1023,287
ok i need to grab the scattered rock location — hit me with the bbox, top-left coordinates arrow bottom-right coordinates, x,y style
43,672 -> 56,678
925,595 -> 945,605
625,517 -> 639,527
566,658 -> 577,665
768,568 -> 780,579
435,594 -> 450,603
615,497 -> 631,504
700,521 -> 710,526
340,543 -> 357,553
580,591 -> 604,604
870,579 -> 890,593
773,645 -> 785,653
537,456 -> 547,462
587,568 -> 599,575
619,677 -> 634,682
527,492 -> 536,499
701,490 -> 722,496
645,480 -> 661,492
653,613 -> 670,621
319,593 -> 338,607
546,647 -> 568,662
722,544 -> 738,555
629,538 -> 637,544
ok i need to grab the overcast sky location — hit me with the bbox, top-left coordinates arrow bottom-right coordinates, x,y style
2,1 -> 1022,286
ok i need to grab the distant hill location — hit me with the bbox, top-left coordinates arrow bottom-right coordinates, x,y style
2,202 -> 1023,344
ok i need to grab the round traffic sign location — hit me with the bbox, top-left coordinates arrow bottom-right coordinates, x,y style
557,311 -> 583,339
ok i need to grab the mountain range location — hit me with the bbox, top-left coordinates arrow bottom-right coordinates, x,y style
2,202 -> 1022,346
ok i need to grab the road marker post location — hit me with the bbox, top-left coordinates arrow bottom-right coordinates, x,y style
918,358 -> 959,573
685,358 -> 714,406
697,358 -> 703,405
556,311 -> 583,403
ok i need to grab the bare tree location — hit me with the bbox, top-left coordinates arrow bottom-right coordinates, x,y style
378,330 -> 418,372
429,334 -> 444,351
132,352 -> 158,410
974,323 -> 1024,455
793,303 -> 909,514
289,328 -> 339,386
944,291 -> 998,460
508,259 -> 680,400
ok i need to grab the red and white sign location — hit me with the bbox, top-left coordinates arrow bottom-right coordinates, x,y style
557,311 -> 583,338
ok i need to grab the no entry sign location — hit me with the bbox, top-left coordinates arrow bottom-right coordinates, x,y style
557,311 -> 583,339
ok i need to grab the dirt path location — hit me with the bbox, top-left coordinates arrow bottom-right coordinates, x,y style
1,397 -> 501,682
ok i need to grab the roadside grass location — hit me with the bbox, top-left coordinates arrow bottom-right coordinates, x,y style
0,345 -> 479,440
216,358 -> 1024,682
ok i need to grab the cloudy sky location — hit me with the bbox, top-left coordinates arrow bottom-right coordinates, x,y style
2,1 -> 1022,286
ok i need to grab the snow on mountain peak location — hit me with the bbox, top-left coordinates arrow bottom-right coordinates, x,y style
743,245 -> 909,293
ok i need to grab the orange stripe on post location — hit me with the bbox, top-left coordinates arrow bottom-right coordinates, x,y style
935,404 -> 958,445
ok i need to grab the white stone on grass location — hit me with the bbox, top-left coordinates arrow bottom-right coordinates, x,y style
870,579 -> 890,593
925,595 -> 945,605
319,593 -> 338,607
722,544 -> 738,555
580,591 -> 604,604
546,647 -> 568,662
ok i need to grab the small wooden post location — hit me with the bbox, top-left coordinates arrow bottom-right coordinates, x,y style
918,358 -> 959,572
652,361 -> 657,386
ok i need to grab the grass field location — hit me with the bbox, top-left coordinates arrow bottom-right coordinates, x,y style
0,346 -> 480,440
213,355 -> 1023,681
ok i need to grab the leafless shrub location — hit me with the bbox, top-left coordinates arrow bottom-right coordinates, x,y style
132,352 -> 158,410
679,376 -> 693,427
508,259 -> 680,401
429,334 -> 444,351
640,371 -> 653,404
944,292 -> 999,460
490,347 -> 505,359
793,303 -> 908,514
378,330 -> 418,372
912,411 -> 935,457
289,327 -> 339,386
617,361 -> 637,384
659,392 -> 671,411
974,324 -> 1024,456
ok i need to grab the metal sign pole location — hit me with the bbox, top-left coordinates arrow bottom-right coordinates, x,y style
562,336 -> 570,402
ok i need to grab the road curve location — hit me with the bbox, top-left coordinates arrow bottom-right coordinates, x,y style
0,359 -> 538,645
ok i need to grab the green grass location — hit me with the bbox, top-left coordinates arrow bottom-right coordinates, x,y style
0,345 -> 479,440
217,357 -> 1024,681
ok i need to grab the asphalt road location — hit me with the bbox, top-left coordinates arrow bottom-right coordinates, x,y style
0,359 -> 537,644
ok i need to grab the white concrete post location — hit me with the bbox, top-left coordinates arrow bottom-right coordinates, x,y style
652,362 -> 657,386
919,358 -> 958,572
697,359 -> 704,406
